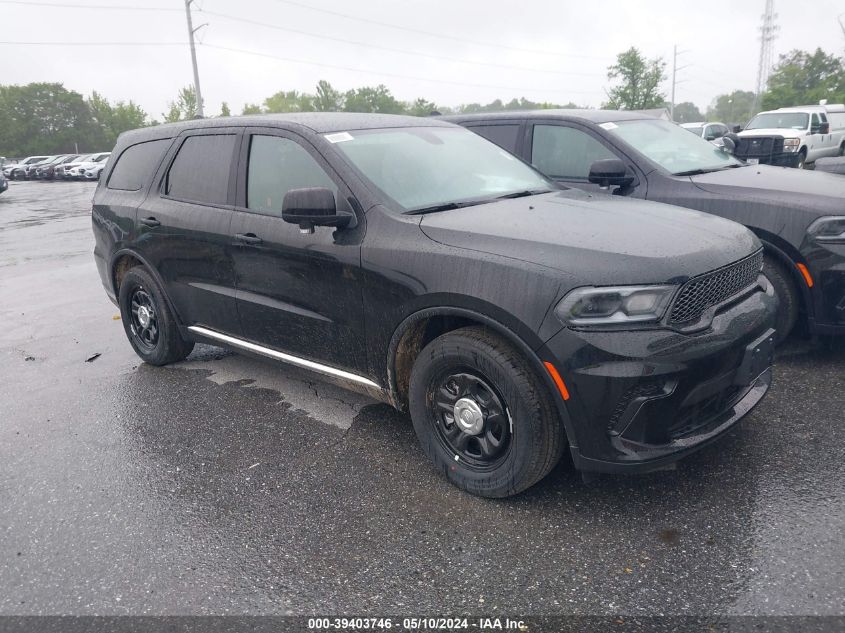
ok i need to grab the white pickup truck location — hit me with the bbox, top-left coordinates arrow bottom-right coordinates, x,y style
738,104 -> 845,169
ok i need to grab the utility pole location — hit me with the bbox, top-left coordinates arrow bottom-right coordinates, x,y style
184,0 -> 204,118
753,0 -> 778,114
670,45 -> 689,122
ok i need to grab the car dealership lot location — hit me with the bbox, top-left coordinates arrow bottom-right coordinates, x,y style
0,181 -> 843,615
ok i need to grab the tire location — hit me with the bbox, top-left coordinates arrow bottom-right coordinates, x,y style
796,149 -> 807,169
118,266 -> 194,365
408,326 -> 564,498
763,254 -> 799,344
839,142 -> 845,157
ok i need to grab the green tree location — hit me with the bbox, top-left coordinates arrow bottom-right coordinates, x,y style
671,102 -> 703,123
343,85 -> 406,114
314,80 -> 343,111
87,91 -> 146,145
220,102 -> 231,117
242,103 -> 262,115
707,90 -> 756,125
163,86 -> 198,122
0,82 -> 102,156
762,48 -> 845,110
407,97 -> 438,116
604,47 -> 666,110
263,90 -> 315,113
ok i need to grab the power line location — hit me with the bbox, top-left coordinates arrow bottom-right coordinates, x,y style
200,42 -> 604,96
0,0 -> 179,10
199,9 -> 602,77
0,40 -> 186,46
268,0 -> 610,61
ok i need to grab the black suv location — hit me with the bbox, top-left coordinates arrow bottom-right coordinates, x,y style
445,110 -> 845,341
93,114 -> 777,497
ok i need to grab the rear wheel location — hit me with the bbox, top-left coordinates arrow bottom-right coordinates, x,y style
118,267 -> 194,365
408,326 -> 564,498
763,254 -> 800,344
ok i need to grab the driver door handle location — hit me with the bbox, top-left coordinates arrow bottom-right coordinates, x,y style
139,216 -> 160,228
234,233 -> 263,245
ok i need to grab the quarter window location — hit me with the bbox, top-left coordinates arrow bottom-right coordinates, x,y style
107,139 -> 171,191
246,135 -> 337,214
165,134 -> 236,205
531,125 -> 616,180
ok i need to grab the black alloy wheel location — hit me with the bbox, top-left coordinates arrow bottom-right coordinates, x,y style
129,287 -> 159,351
430,371 -> 511,469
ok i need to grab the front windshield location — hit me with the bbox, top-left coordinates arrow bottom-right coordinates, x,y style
683,125 -> 704,137
745,112 -> 809,131
332,126 -> 552,211
605,119 -> 742,175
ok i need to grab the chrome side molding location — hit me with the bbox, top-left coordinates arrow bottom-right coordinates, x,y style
187,325 -> 381,390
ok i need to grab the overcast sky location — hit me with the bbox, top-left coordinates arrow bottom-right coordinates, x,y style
2,0 -> 844,118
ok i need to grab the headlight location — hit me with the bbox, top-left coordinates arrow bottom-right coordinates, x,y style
807,216 -> 845,244
783,138 -> 800,152
555,285 -> 677,326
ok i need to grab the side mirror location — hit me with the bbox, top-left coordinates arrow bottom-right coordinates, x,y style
281,187 -> 355,233
819,122 -> 830,135
720,133 -> 740,154
732,125 -> 742,134
588,159 -> 634,189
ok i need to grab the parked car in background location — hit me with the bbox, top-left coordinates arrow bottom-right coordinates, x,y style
17,156 -> 57,180
4,155 -> 49,180
38,154 -> 80,180
0,171 -> 7,195
447,109 -> 845,340
738,104 -> 845,169
682,121 -> 730,142
34,155 -> 72,179
66,152 -> 110,179
80,162 -> 106,180
93,114 -> 776,497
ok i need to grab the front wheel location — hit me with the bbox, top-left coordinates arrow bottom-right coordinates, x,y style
118,266 -> 194,365
763,254 -> 800,344
796,149 -> 807,169
409,326 -> 564,498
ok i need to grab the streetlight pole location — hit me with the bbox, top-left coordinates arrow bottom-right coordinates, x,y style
184,0 -> 204,118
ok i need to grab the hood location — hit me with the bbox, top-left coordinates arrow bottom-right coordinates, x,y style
419,190 -> 759,287
690,164 -> 845,215
738,128 -> 803,138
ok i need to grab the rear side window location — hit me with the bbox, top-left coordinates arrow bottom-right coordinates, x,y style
107,139 -> 171,191
467,124 -> 520,153
246,135 -> 337,215
165,134 -> 237,205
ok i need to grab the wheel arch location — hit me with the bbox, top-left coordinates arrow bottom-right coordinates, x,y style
110,249 -> 185,327
750,230 -> 814,321
386,305 -> 577,450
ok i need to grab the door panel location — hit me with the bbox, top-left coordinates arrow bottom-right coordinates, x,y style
230,130 -> 367,373
136,131 -> 241,334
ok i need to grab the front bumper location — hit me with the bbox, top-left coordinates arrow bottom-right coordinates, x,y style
541,280 -> 778,473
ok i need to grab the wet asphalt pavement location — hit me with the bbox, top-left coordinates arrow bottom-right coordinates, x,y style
0,180 -> 843,617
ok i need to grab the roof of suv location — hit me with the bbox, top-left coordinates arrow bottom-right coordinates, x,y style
441,109 -> 652,125
119,112 -> 453,144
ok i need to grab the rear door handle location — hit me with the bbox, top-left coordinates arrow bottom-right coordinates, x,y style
234,233 -> 263,245
139,217 -> 160,228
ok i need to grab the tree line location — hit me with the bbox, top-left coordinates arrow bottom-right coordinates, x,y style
1,46 -> 842,157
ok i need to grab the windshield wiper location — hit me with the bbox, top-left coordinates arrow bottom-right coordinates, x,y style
495,188 -> 553,199
406,199 -> 488,215
674,165 -> 744,176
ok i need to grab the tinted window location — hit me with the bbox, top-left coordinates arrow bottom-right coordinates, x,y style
247,135 -> 336,214
467,124 -> 520,152
108,139 -> 171,191
531,125 -> 616,180
165,134 -> 236,205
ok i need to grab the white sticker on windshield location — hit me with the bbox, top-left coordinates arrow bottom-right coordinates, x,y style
599,122 -> 618,130
324,132 -> 354,143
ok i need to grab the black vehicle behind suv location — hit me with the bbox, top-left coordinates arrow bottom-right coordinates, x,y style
93,114 -> 776,497
445,110 -> 845,341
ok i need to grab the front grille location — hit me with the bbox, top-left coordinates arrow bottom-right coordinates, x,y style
669,250 -> 763,325
667,385 -> 745,439
736,136 -> 785,162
